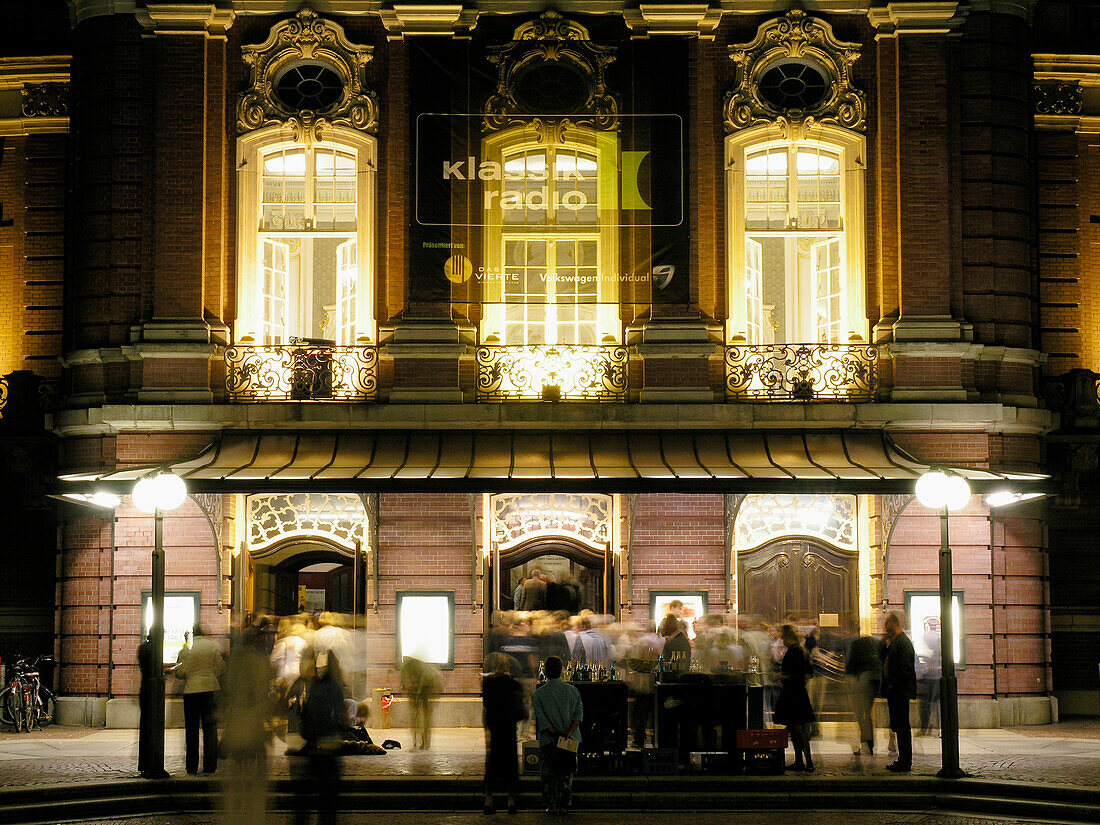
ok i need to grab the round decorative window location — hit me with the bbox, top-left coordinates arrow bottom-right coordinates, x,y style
757,61 -> 829,111
513,62 -> 589,113
274,62 -> 345,112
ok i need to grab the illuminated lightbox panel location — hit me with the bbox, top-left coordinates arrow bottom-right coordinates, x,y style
396,591 -> 455,669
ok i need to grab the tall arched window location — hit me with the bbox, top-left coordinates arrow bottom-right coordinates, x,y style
480,125 -> 620,347
730,136 -> 860,345
236,127 -> 376,346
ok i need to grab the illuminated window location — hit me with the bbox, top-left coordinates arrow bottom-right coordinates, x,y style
481,127 -> 619,346
396,591 -> 454,669
727,130 -> 866,346
236,128 -> 376,346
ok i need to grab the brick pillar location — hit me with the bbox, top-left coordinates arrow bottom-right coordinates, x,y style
129,5 -> 235,402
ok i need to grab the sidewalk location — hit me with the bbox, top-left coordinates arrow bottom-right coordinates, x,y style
0,722 -> 1097,789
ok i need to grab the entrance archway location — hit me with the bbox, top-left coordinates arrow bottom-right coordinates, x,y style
252,539 -> 362,617
497,538 -> 608,613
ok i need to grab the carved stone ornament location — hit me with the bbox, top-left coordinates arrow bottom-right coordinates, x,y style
21,82 -> 69,117
724,9 -> 865,139
237,8 -> 378,141
1034,80 -> 1083,116
483,10 -> 618,136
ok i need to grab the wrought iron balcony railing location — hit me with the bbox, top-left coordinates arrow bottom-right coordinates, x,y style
476,344 -> 629,402
725,343 -> 878,402
225,342 -> 378,402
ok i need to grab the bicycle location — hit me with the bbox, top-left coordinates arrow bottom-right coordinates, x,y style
0,655 -> 56,731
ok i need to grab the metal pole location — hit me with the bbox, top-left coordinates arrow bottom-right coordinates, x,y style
149,508 -> 167,776
938,506 -> 963,778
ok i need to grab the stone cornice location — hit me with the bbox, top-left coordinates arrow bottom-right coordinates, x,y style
0,117 -> 69,136
0,56 -> 70,90
49,400 -> 1055,438
867,2 -> 967,36
624,4 -> 724,38
1033,54 -> 1100,85
136,3 -> 236,37
378,4 -> 478,39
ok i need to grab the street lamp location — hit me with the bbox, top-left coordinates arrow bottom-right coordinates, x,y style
133,472 -> 188,778
915,469 -> 970,779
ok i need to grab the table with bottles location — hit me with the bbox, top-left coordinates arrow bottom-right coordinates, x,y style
560,659 -> 629,755
653,653 -> 748,762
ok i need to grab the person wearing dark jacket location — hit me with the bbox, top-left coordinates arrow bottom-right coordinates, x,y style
881,612 -> 917,772
295,649 -> 346,825
482,653 -> 526,815
846,633 -> 883,755
774,624 -> 815,772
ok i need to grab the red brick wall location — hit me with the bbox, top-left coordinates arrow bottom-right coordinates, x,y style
885,502 -> 1049,697
629,494 -> 728,623
58,498 -> 225,698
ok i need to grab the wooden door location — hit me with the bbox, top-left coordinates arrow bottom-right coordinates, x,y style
737,538 -> 857,632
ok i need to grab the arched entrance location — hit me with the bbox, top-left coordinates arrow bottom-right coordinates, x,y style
252,540 -> 362,617
497,538 -> 608,613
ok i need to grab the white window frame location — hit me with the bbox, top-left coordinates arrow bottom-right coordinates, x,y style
725,125 -> 866,346
480,125 -> 620,346
236,125 -> 377,346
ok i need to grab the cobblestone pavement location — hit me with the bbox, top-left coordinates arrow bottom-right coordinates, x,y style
32,813 -> 1081,825
0,723 -> 1097,789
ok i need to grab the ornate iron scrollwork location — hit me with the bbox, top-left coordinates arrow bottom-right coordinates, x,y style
725,343 -> 878,402
476,344 -> 627,402
1034,80 -> 1083,116
22,82 -> 69,118
724,9 -> 865,139
483,10 -> 618,135
491,493 -> 612,549
225,343 -> 378,402
248,493 -> 366,555
237,8 -> 378,140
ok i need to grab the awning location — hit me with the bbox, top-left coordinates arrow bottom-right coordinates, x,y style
57,429 -> 1050,495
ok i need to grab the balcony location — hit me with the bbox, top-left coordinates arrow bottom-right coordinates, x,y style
725,343 -> 878,402
225,341 -> 378,402
475,344 -> 628,402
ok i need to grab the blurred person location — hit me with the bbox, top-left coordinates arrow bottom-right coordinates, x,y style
272,618 -> 310,688
881,612 -> 917,772
703,628 -> 745,674
482,653 -> 527,815
222,620 -> 277,825
520,568 -> 547,611
174,624 -> 226,775
917,616 -> 942,736
622,623 -> 662,748
846,631 -> 883,755
774,624 -> 815,773
577,612 -> 611,666
294,649 -> 346,825
534,656 -> 582,816
513,576 -> 526,610
658,615 -> 691,671
400,655 -> 444,750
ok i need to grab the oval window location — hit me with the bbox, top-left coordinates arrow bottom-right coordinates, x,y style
274,62 -> 345,112
757,61 -> 829,111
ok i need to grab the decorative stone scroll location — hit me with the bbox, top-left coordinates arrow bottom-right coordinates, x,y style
248,493 -> 367,554
484,10 -> 618,135
1034,80 -> 1083,116
724,9 -> 865,139
21,82 -> 69,117
237,8 -> 378,141
734,493 -> 856,551
492,493 -> 611,550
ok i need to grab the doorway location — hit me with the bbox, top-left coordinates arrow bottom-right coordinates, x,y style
252,543 -> 361,617
497,541 -> 608,614
737,538 -> 858,632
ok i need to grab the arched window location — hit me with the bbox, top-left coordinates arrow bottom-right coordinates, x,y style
726,127 -> 865,346
236,127 -> 376,346
480,125 -> 620,347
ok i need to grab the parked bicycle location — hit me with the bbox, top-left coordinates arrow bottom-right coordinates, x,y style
0,655 -> 56,732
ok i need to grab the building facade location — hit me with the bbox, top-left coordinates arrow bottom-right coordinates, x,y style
1,0 -> 1098,726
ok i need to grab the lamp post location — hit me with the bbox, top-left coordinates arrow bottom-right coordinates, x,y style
915,469 -> 971,779
133,473 -> 188,778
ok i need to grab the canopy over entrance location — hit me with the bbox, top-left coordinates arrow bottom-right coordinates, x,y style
58,429 -> 1048,495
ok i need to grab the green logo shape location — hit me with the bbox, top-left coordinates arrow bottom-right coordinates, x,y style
621,151 -> 652,211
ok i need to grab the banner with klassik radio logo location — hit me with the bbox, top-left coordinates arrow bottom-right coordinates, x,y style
406,36 -> 691,306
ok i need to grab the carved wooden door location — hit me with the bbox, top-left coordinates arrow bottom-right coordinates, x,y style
737,538 -> 857,631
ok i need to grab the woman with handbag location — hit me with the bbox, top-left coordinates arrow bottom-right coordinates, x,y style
481,653 -> 526,815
